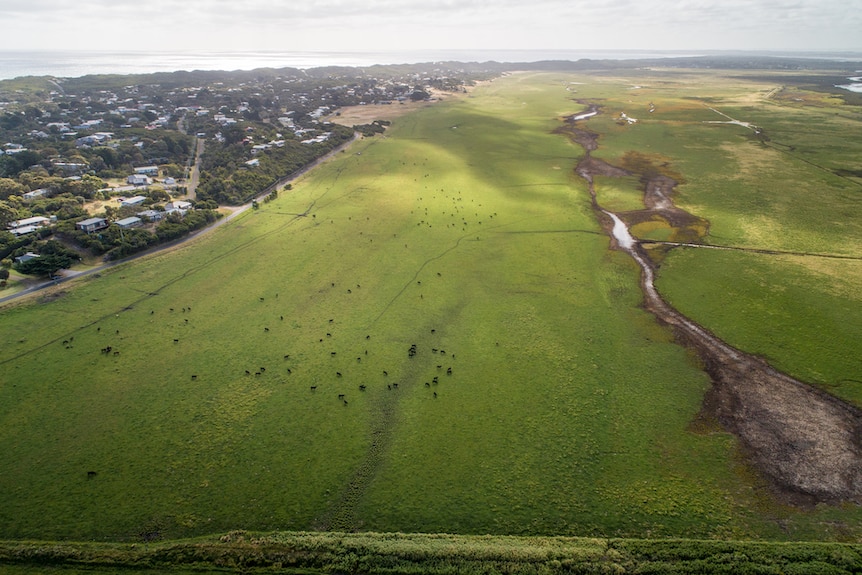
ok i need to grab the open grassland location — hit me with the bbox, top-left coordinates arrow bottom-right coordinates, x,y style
1,71 -> 861,546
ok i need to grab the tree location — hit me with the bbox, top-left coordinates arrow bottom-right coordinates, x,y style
162,163 -> 185,178
0,151 -> 42,177
0,178 -> 26,200
0,200 -> 19,227
15,240 -> 79,277
15,253 -> 71,277
149,188 -> 171,202
410,88 -> 430,101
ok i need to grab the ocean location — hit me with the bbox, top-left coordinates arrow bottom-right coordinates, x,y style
0,49 -> 730,81
2,49 -> 861,82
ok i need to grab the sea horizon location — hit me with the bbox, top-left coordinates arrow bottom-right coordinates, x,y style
2,48 -> 862,82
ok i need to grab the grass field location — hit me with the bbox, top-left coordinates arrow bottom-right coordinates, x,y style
1,70 -> 861,544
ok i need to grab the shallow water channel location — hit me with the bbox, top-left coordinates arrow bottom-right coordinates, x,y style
568,109 -> 862,505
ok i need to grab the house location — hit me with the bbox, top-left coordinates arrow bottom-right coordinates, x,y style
9,216 -> 50,230
165,200 -> 192,213
115,216 -> 142,229
121,195 -> 147,207
9,216 -> 51,237
245,158 -> 260,167
76,217 -> 109,234
22,189 -> 50,201
134,166 -> 159,176
75,132 -> 113,147
137,209 -> 164,222
14,252 -> 40,264
162,177 -> 177,186
52,162 -> 88,175
126,174 -> 152,186
9,225 -> 41,237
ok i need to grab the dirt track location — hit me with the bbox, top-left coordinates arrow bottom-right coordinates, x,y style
563,111 -> 862,505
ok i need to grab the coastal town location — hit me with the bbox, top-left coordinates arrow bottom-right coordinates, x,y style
0,64 -> 483,287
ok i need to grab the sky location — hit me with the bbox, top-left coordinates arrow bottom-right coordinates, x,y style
0,0 -> 860,54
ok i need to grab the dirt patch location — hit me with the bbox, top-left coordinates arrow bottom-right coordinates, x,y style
576,156 -> 630,178
568,105 -> 862,506
38,289 -> 67,303
696,347 -> 862,505
325,89 -> 466,126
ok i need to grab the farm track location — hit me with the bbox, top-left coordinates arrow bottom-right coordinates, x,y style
562,109 -> 862,505
312,387 -> 399,531
312,357 -> 417,531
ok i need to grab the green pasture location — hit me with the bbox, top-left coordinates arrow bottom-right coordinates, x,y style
1,71 -> 861,544
657,250 -> 862,405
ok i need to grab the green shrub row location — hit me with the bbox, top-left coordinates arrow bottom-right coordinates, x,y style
1,532 -> 860,574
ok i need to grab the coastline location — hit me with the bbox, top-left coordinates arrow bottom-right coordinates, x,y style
4,49 -> 862,82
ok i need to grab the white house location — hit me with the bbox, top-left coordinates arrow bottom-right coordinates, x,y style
14,252 -> 40,264
9,225 -> 40,237
22,189 -> 50,201
115,216 -> 142,229
121,195 -> 147,207
9,216 -> 50,230
165,200 -> 192,213
134,166 -> 159,176
126,174 -> 151,186
137,209 -> 164,222
76,217 -> 109,234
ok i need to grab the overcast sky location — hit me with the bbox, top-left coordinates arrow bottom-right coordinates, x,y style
1,0 -> 860,54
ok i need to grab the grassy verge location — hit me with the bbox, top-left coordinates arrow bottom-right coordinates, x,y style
2,531 -> 861,574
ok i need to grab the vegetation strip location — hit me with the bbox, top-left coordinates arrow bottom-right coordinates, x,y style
2,531 -> 862,574
640,240 -> 862,261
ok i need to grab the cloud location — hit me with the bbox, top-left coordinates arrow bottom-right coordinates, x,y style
0,0 -> 859,52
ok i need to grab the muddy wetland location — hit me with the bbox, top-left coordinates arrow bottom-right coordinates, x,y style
565,107 -> 862,506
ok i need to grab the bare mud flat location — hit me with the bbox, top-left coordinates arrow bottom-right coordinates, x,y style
565,112 -> 862,506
